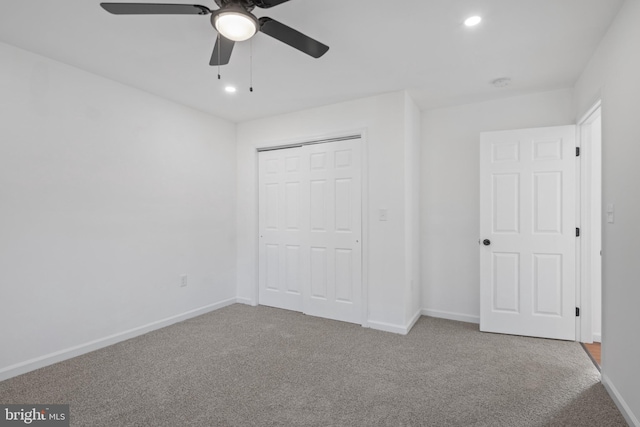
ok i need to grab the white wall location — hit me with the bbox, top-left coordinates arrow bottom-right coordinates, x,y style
236,91 -> 419,332
420,89 -> 575,323
0,42 -> 237,379
404,94 -> 422,325
574,0 -> 640,423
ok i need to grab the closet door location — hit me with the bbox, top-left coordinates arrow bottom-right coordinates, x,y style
303,140 -> 362,324
258,138 -> 363,325
258,148 -> 306,312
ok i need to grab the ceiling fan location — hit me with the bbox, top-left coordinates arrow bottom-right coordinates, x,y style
100,1 -> 329,66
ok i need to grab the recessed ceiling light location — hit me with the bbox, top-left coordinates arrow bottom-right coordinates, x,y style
225,86 -> 237,93
464,16 -> 482,27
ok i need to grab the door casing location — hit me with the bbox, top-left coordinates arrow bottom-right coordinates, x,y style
577,100 -> 603,344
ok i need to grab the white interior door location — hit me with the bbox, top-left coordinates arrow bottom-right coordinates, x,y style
258,147 -> 305,312
480,126 -> 577,340
258,138 -> 362,324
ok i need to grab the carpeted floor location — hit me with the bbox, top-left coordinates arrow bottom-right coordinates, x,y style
0,304 -> 627,426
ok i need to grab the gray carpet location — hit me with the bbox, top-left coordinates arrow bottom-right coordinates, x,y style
0,304 -> 627,426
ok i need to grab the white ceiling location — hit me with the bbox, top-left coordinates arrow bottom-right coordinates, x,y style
0,0 -> 624,122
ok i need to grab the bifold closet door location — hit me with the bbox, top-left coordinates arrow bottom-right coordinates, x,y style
258,139 -> 362,324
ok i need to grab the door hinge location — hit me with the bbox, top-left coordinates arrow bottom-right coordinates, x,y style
576,307 -> 580,317
576,147 -> 580,157
576,227 -> 580,237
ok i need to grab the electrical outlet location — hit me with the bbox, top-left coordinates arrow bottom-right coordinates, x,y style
180,274 -> 188,287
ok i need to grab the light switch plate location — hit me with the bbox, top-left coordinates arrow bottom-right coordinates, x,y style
379,209 -> 388,221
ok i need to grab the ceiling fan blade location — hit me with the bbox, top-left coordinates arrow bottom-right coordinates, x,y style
100,3 -> 211,15
210,36 -> 235,66
252,0 -> 291,8
258,17 -> 329,58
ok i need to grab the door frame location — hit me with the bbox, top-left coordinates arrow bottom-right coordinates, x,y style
253,129 -> 370,326
577,100 -> 603,343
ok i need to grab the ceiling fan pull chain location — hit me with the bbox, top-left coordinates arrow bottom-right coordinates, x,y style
217,33 -> 221,80
250,38 -> 254,92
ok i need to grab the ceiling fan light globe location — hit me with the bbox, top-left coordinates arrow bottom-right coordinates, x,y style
214,12 -> 257,42
464,16 -> 482,27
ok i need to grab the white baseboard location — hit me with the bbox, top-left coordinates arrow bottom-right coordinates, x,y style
602,373 -> 640,427
368,310 -> 422,335
235,297 -> 256,306
0,297 -> 237,382
421,308 -> 480,324
406,309 -> 422,333
368,320 -> 409,335
593,332 -> 602,343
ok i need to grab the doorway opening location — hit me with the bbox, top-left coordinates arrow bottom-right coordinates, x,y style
578,101 -> 602,368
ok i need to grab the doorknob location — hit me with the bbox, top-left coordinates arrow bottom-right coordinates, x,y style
483,239 -> 491,246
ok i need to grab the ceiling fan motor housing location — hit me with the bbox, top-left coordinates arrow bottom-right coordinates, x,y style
214,0 -> 256,12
